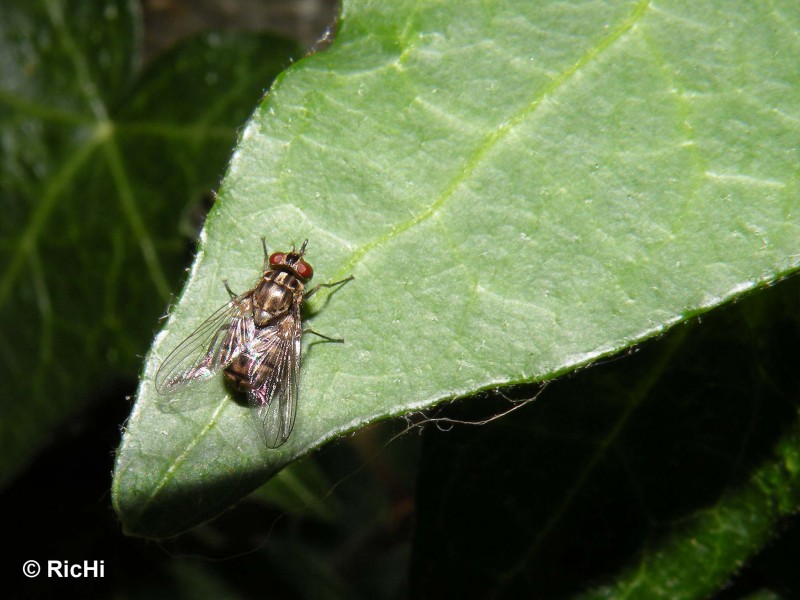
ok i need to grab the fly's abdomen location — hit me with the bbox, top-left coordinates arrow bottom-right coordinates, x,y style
223,348 -> 283,395
223,353 -> 254,392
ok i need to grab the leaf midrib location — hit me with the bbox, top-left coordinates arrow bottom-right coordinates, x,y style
332,0 -> 653,283
114,394 -> 231,521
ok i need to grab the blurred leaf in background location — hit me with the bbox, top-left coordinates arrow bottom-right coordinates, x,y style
411,275 -> 800,598
0,0 -> 301,484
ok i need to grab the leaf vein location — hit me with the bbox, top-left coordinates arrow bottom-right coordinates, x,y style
103,137 -> 172,299
134,397 -> 230,516
0,137 -> 101,311
44,0 -> 108,121
335,0 -> 653,280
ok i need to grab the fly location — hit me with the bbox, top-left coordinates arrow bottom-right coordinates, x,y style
155,239 -> 353,448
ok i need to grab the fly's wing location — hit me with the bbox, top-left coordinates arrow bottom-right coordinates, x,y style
155,294 -> 254,394
247,311 -> 301,448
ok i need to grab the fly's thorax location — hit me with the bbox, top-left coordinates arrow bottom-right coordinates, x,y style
252,270 -> 305,327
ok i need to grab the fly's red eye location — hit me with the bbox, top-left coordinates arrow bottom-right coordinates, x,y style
269,253 -> 284,267
296,260 -> 313,280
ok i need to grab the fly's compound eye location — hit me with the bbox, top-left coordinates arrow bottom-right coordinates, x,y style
296,260 -> 313,280
269,252 -> 284,267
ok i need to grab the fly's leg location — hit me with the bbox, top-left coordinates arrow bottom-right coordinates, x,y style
261,238 -> 269,270
304,275 -> 354,300
303,275 -> 353,343
223,279 -> 237,300
304,329 -> 345,343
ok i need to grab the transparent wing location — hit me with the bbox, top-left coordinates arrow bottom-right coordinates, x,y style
155,294 -> 254,394
247,312 -> 301,448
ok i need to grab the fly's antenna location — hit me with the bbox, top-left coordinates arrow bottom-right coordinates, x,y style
299,239 -> 309,255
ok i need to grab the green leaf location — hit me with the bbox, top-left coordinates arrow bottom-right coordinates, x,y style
113,0 -> 800,538
410,275 -> 800,597
0,0 -> 301,484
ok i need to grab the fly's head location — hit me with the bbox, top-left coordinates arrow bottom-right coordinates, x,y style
268,239 -> 314,282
